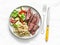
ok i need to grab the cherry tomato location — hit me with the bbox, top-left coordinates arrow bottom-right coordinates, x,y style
19,10 -> 27,15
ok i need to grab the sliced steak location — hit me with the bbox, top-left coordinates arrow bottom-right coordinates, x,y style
31,14 -> 40,24
30,30 -> 35,35
28,15 -> 34,25
36,14 -> 40,24
33,25 -> 39,31
31,14 -> 37,24
29,25 -> 39,35
28,23 -> 34,31
29,14 -> 34,22
26,8 -> 32,20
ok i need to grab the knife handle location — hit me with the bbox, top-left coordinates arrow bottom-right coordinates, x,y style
45,25 -> 49,42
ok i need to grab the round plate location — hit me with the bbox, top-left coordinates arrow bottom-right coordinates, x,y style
9,6 -> 42,39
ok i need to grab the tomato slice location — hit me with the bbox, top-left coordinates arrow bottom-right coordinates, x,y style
19,10 -> 27,14
10,18 -> 17,23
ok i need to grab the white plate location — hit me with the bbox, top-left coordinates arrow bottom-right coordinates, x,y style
9,6 -> 42,39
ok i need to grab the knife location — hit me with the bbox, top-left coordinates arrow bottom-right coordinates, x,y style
45,7 -> 50,42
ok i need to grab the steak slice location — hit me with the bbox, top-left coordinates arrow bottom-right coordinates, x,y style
26,8 -> 32,20
28,15 -> 34,25
33,25 -> 39,31
28,23 -> 34,31
31,14 -> 37,24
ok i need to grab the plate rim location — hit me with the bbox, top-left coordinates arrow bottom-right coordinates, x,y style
9,5 -> 42,39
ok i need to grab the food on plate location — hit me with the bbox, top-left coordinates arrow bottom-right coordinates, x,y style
9,6 -> 40,37
26,8 -> 32,20
10,10 -> 18,18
